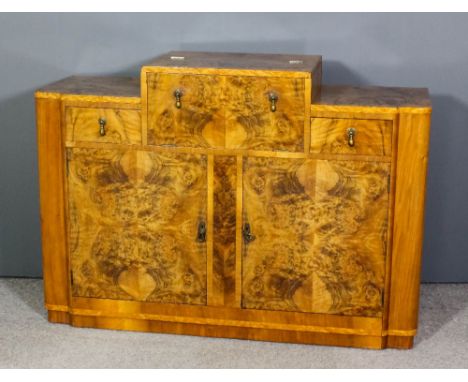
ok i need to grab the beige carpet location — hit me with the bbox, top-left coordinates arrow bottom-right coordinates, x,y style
0,279 -> 467,368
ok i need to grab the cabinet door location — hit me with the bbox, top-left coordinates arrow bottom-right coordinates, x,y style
225,76 -> 305,152
242,157 -> 389,316
147,73 -> 224,148
67,148 -> 208,305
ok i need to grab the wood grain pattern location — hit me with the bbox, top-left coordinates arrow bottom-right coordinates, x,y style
36,76 -> 140,98
242,157 -> 389,316
385,335 -> 414,349
312,60 -> 322,102
65,106 -> 141,144
212,156 -> 237,306
387,111 -> 431,337
146,51 -> 321,74
310,118 -> 392,156
70,295 -> 382,335
315,85 -> 431,109
380,114 -> 399,335
37,52 -> 432,350
235,155 -> 243,306
225,76 -> 305,152
67,148 -> 208,305
66,140 -> 392,165
36,97 -> 70,309
147,73 -> 306,153
70,310 -> 381,336
70,314 -> 383,349
147,72 -> 224,148
48,310 -> 71,324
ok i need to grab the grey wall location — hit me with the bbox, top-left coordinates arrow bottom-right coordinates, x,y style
1,13 -> 467,281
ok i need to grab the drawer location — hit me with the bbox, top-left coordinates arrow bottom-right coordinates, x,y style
225,76 -> 305,152
147,72 -> 224,148
146,72 -> 306,152
66,107 -> 141,144
310,118 -> 392,156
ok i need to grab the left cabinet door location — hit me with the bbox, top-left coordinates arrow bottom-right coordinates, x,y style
67,148 -> 208,305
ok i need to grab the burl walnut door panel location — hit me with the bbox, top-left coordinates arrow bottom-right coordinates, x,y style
225,76 -> 305,152
242,157 -> 390,316
67,148 -> 208,305
212,156 -> 238,306
147,73 -> 224,148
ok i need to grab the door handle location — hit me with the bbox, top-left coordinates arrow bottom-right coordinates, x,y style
174,88 -> 183,109
268,92 -> 278,112
197,221 -> 206,243
347,127 -> 356,147
98,118 -> 106,136
242,223 -> 255,244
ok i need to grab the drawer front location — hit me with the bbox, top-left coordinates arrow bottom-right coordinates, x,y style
225,76 -> 305,152
147,73 -> 224,148
66,107 -> 141,144
310,118 -> 392,156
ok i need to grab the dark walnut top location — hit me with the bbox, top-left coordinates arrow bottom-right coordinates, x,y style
317,85 -> 431,108
145,51 -> 322,73
36,76 -> 140,98
35,77 -> 431,110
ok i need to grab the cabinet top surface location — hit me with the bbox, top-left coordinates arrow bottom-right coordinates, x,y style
36,76 -> 140,98
316,85 -> 431,109
144,51 -> 322,73
36,76 -> 431,110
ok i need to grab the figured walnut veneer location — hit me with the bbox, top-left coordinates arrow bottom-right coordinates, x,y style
226,75 -> 306,151
147,73 -> 224,148
147,73 -> 306,152
36,52 -> 431,349
212,156 -> 237,307
242,157 -> 389,316
310,118 -> 392,156
67,148 -> 208,304
66,107 -> 141,145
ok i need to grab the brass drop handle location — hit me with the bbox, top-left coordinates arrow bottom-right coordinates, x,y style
242,223 -> 255,244
174,89 -> 183,109
98,118 -> 106,136
347,127 -> 356,147
197,221 -> 206,243
268,92 -> 278,112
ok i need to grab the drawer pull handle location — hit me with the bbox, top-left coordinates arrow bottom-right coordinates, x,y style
98,118 -> 106,136
174,89 -> 183,109
242,223 -> 256,244
197,221 -> 206,243
347,127 -> 356,147
268,92 -> 278,112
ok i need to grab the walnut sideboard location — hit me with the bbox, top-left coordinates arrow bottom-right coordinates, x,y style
36,51 -> 431,349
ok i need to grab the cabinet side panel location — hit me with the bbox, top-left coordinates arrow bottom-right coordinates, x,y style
36,97 -> 69,309
389,112 -> 431,335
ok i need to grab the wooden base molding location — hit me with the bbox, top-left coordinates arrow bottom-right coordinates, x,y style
385,335 -> 415,349
46,309 -> 413,350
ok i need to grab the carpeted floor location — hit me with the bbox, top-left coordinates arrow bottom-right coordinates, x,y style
0,279 -> 467,368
